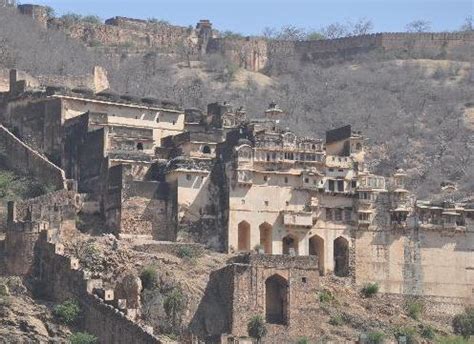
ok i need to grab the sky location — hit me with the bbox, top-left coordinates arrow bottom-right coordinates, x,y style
32,0 -> 472,35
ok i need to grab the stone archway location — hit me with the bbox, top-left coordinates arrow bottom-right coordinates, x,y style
237,221 -> 251,252
309,234 -> 325,275
265,274 -> 288,325
282,234 -> 298,255
334,236 -> 349,277
259,222 -> 272,254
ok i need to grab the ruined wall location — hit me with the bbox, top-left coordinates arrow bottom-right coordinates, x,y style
354,228 -> 474,303
105,164 -> 171,239
3,96 -> 63,164
36,233 -> 161,344
0,124 -> 66,190
4,189 -> 79,275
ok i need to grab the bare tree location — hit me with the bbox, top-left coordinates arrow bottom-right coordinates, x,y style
320,22 -> 349,39
460,15 -> 473,32
351,18 -> 373,35
405,20 -> 432,33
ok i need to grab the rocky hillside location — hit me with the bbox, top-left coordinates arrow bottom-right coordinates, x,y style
60,233 -> 464,343
0,276 -> 72,343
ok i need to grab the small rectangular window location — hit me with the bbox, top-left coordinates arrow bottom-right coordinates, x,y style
326,208 -> 333,221
335,209 -> 342,221
328,180 -> 335,191
337,180 -> 344,192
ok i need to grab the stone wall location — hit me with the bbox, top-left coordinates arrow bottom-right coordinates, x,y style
208,32 -> 473,71
0,124 -> 66,190
354,228 -> 474,303
4,189 -> 79,275
206,38 -> 268,72
49,17 -> 197,54
36,232 -> 161,344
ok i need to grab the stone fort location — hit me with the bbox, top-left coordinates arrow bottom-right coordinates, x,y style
0,65 -> 473,342
9,3 -> 474,72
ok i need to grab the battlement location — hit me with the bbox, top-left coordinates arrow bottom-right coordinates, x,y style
37,232 -> 160,343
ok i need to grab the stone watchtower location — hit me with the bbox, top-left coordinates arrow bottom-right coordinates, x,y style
17,4 -> 50,28
264,102 -> 286,122
196,19 -> 213,55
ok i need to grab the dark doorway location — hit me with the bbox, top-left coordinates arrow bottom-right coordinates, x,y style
309,235 -> 325,275
282,235 -> 298,255
237,221 -> 251,252
265,274 -> 288,325
334,236 -> 349,277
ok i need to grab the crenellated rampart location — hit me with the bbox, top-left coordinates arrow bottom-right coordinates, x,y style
36,231 -> 161,343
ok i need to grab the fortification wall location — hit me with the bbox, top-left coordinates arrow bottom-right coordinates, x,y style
354,228 -> 474,309
209,32 -> 472,71
206,38 -> 268,72
36,232 -> 161,344
0,124 -> 66,190
49,18 -> 196,54
4,189 -> 80,275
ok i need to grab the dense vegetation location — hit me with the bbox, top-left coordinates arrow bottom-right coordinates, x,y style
0,6 -> 472,199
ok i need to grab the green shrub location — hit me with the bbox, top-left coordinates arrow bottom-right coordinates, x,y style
140,266 -> 158,290
420,324 -> 435,339
329,314 -> 345,326
366,331 -> 385,344
361,283 -> 379,298
176,246 -> 195,259
247,315 -> 267,342
164,288 -> 185,334
53,299 -> 80,325
393,326 -> 417,344
69,332 -> 97,344
406,300 -> 424,320
296,337 -> 309,344
452,307 -> 474,339
319,289 -> 334,303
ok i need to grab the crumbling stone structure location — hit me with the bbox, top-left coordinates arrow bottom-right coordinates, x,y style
191,254 -> 320,342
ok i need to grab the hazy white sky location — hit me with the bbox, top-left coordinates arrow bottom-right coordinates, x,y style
33,0 -> 472,35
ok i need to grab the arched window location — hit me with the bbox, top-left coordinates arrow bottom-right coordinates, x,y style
202,145 -> 211,154
356,142 -> 362,151
136,143 -> 144,151
265,274 -> 288,325
237,221 -> 251,252
282,235 -> 298,255
309,235 -> 325,275
259,223 -> 272,254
